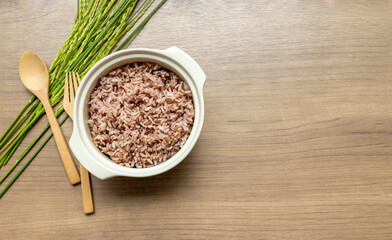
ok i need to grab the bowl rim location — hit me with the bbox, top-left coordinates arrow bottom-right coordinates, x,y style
70,47 -> 205,178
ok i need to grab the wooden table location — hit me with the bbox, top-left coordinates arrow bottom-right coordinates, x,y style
1,1 -> 392,239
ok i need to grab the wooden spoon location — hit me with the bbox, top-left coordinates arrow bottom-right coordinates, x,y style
19,51 -> 80,185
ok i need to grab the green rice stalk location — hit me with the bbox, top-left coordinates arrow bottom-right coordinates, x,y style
0,115 -> 68,198
0,0 -> 166,196
79,0 -> 154,74
0,97 -> 36,147
0,101 -> 39,151
116,0 -> 166,51
0,106 -> 64,184
0,0 -> 134,163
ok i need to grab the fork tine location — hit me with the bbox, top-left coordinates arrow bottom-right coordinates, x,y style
64,72 -> 69,103
69,72 -> 75,101
72,72 -> 79,93
76,72 -> 82,85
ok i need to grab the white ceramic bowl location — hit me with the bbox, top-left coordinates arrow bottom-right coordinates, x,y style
69,47 -> 206,179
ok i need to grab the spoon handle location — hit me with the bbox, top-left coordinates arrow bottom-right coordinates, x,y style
42,100 -> 81,185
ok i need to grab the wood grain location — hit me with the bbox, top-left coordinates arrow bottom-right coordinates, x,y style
1,0 -> 392,239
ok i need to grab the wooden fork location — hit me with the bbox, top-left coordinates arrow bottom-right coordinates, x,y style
64,72 -> 94,214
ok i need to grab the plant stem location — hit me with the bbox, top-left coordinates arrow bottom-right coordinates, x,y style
0,0 -> 167,197
0,113 -> 55,184
0,115 -> 68,198
0,97 -> 36,145
115,0 -> 166,51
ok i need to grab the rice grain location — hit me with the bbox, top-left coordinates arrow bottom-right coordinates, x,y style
88,62 -> 194,168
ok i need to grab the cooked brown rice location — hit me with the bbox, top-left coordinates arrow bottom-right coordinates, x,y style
88,62 -> 195,168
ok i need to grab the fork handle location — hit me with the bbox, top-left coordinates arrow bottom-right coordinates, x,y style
80,165 -> 94,214
42,100 -> 81,185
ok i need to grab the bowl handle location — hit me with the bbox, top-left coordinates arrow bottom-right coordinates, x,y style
163,46 -> 206,90
69,131 -> 116,180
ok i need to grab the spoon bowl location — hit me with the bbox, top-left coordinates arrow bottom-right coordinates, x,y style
19,51 -> 49,94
